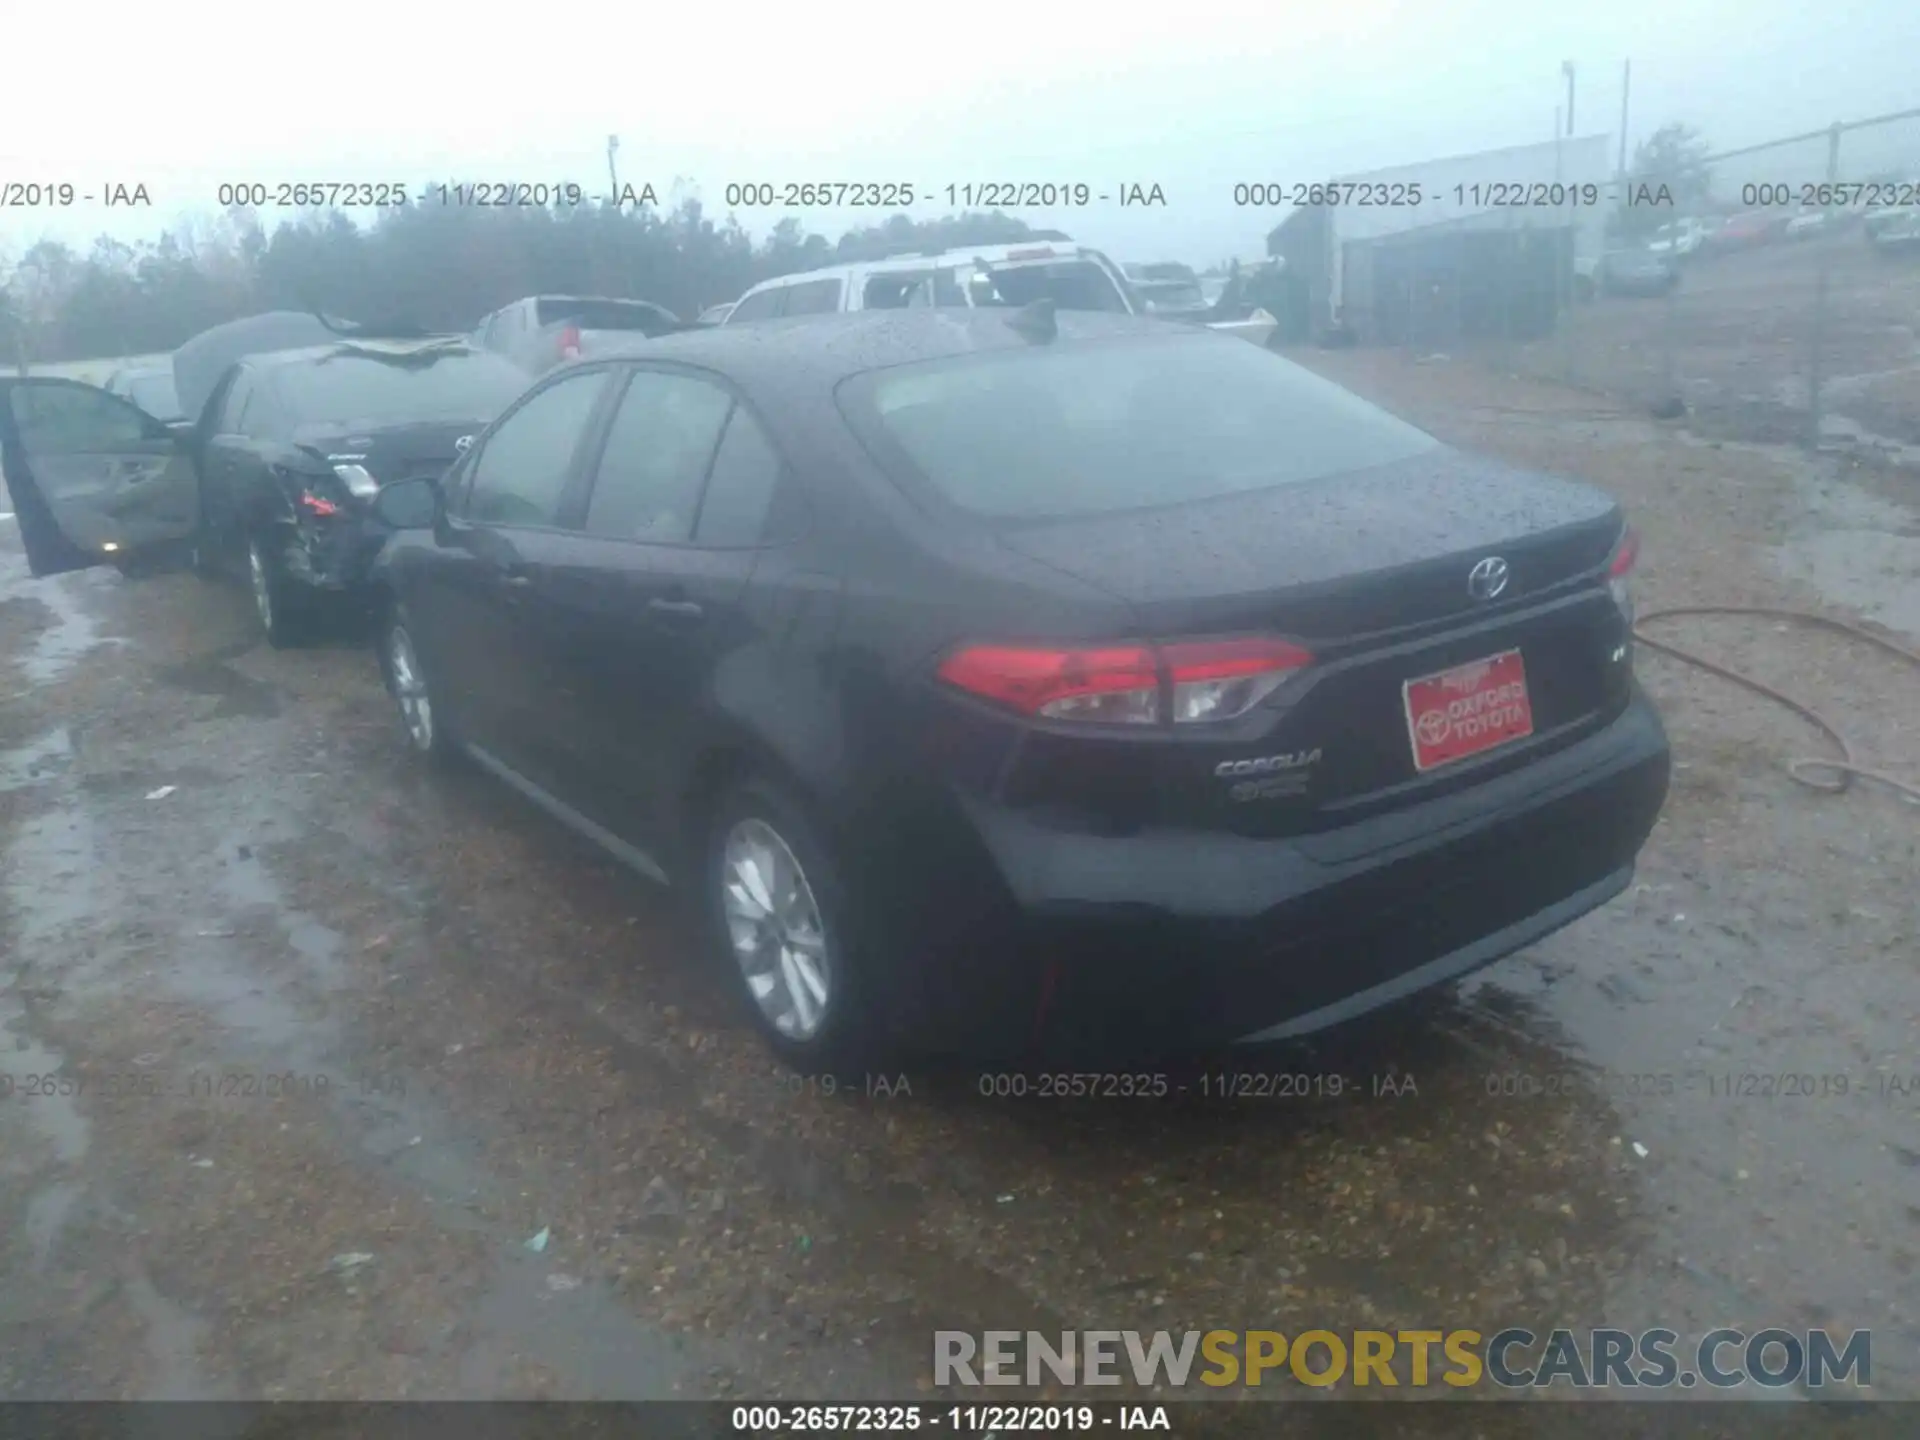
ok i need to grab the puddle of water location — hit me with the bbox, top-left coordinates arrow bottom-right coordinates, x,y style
1467,884 -> 1920,1392
24,1181 -> 83,1271
213,831 -> 349,992
0,727 -> 73,794
0,546 -> 127,685
454,1256 -> 692,1399
0,997 -> 92,1164
121,1270 -> 225,1401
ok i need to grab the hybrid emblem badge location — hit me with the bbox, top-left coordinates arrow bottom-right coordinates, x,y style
1216,749 -> 1323,803
1467,556 -> 1510,602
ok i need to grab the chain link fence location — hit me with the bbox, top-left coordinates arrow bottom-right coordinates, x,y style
1499,108 -> 1920,464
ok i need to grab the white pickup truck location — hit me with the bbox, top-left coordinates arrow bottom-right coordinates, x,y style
470,294 -> 687,374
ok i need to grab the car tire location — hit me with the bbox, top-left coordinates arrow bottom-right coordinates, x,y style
380,605 -> 461,766
705,777 -> 885,1077
246,533 -> 312,649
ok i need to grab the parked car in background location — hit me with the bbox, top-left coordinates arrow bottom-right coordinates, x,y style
725,242 -> 1277,345
0,329 -> 531,645
1785,208 -> 1837,241
1596,248 -> 1680,298
1705,211 -> 1775,254
104,363 -> 183,422
1864,205 -> 1920,255
473,294 -> 685,374
697,302 -> 736,326
1646,218 -> 1708,261
1123,261 -> 1212,319
193,338 -> 533,643
356,308 -> 1667,1074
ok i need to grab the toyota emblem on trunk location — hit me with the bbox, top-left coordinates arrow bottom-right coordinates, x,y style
1467,556 -> 1510,601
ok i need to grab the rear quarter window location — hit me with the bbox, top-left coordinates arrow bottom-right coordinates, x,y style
728,288 -> 784,324
840,333 -> 1439,521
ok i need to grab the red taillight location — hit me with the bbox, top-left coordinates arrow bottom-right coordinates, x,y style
937,636 -> 1313,726
558,325 -> 582,360
1607,525 -> 1638,624
938,643 -> 1160,725
1608,525 -> 1640,578
298,491 -> 340,517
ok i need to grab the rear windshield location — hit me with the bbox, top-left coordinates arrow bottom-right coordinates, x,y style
123,371 -> 180,417
845,333 -> 1439,521
271,350 -> 529,425
951,260 -> 1130,314
535,298 -> 669,331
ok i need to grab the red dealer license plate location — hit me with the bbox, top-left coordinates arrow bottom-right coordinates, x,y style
1402,649 -> 1536,772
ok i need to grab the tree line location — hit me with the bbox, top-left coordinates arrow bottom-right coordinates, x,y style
0,199 -> 1059,365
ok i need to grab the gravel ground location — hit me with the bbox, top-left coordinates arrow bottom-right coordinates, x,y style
1,350 -> 1916,1423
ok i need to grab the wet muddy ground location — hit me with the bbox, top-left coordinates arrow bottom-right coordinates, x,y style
1,354 -> 1916,1421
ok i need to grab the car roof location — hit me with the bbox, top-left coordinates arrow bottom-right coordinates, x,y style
571,307 -> 1189,395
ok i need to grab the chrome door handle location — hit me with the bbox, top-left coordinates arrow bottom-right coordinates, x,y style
647,598 -> 704,620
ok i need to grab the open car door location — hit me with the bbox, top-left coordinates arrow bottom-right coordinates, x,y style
0,377 -> 199,578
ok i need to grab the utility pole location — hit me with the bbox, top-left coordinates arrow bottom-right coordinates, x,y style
607,135 -> 621,202
1563,61 -> 1577,135
1617,60 -> 1631,177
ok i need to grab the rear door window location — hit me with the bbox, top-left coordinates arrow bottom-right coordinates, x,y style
462,370 -> 611,527
692,406 -> 789,546
581,371 -> 733,542
777,279 -> 844,316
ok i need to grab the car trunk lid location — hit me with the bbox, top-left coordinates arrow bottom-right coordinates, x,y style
977,450 -> 1634,835
292,420 -> 485,488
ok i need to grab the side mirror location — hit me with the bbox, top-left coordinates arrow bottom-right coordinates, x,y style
373,476 -> 441,530
163,418 -> 196,440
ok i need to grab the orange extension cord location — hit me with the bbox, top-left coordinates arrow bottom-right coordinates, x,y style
1632,605 -> 1920,806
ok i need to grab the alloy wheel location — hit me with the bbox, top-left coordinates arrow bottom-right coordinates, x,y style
248,542 -> 275,633
387,624 -> 435,752
721,818 -> 833,1040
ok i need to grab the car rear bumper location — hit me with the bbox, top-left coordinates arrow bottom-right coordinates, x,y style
280,511 -> 388,593
935,689 -> 1669,1055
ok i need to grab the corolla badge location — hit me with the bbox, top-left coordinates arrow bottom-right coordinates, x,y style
1216,749 -> 1323,804
1467,556 -> 1510,602
454,434 -> 475,452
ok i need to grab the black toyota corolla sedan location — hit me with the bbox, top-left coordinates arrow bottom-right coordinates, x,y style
344,306 -> 1669,1073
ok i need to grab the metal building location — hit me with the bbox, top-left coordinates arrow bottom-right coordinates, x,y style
1269,134 -> 1615,345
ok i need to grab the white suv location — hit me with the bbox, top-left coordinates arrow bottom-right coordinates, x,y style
724,242 -> 1278,344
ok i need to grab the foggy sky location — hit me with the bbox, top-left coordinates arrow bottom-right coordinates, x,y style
2,0 -> 1914,270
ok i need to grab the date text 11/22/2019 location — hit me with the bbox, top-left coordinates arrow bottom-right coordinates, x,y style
1232,181 -> 1606,208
